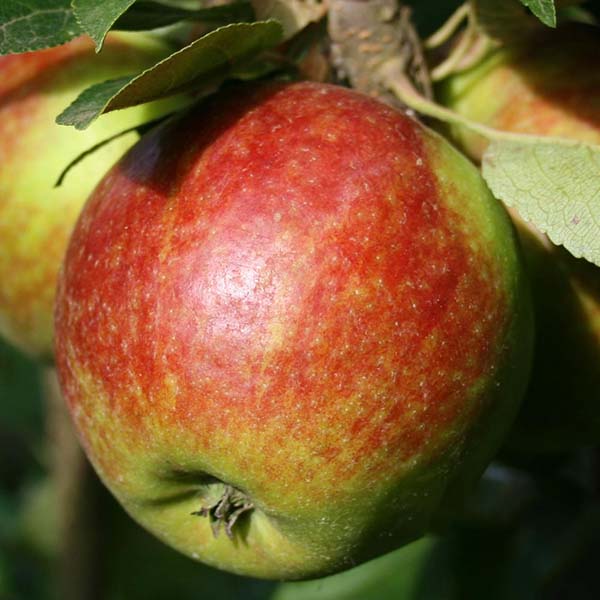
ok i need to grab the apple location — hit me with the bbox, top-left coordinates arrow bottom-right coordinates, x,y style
0,32 -> 180,359
55,81 -> 532,579
437,24 -> 600,452
437,25 -> 600,162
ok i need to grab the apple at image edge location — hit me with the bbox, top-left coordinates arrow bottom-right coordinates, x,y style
55,81 -> 533,580
0,32 -> 181,360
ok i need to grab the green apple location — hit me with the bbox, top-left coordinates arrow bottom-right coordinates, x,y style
438,24 -> 600,452
55,81 -> 532,579
0,32 -> 179,359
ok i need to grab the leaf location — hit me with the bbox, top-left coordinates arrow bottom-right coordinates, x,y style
57,21 -> 283,130
114,1 -> 255,31
252,0 -> 326,39
520,0 -> 557,27
284,18 -> 327,63
482,138 -> 600,266
72,0 -> 136,50
57,76 -> 133,131
0,0 -> 81,55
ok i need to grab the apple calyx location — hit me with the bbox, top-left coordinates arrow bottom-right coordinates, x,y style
191,484 -> 254,539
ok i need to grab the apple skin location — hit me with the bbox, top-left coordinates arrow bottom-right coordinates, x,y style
437,25 -> 600,452
55,81 -> 532,579
0,33 -> 179,360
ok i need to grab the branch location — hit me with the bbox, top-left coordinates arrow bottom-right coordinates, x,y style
44,367 -> 103,600
328,0 -> 432,109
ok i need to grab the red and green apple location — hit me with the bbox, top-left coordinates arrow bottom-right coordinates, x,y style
55,82 -> 532,579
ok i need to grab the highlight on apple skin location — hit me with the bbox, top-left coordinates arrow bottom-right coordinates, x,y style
55,81 -> 533,579
0,32 -> 178,360
438,25 -> 600,452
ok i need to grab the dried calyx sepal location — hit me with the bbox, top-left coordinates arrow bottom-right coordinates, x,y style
192,484 -> 254,539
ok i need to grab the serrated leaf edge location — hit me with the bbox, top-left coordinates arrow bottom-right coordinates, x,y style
57,19 -> 283,130
71,0 -> 137,51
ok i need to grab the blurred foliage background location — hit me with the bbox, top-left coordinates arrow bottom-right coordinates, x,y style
1,1 -> 600,598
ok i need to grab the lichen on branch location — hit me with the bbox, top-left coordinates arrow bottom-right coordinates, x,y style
327,0 -> 432,109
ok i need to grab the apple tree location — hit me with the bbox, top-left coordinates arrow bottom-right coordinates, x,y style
1,1 -> 599,599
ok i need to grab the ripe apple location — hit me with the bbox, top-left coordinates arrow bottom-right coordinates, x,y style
55,81 -> 532,579
0,32 -> 179,359
438,25 -> 600,452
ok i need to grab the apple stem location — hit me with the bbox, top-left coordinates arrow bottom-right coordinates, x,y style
424,3 -> 470,49
385,74 -> 565,146
191,484 -> 254,539
429,21 -> 478,81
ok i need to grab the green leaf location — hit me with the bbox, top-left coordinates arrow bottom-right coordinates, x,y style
285,18 -> 327,63
114,1 -> 255,31
0,0 -> 81,55
252,0 -> 326,39
72,0 -> 136,50
520,0 -> 557,27
482,138 -> 600,266
57,20 -> 284,130
57,76 -> 134,131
